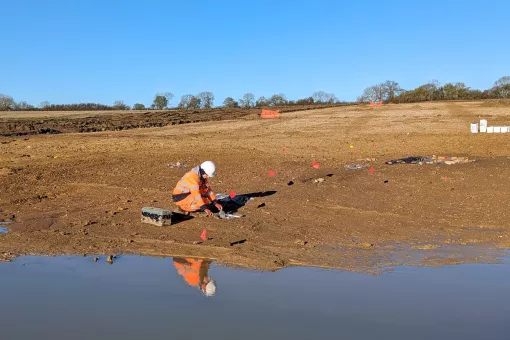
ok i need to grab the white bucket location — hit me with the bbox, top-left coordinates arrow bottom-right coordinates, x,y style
494,126 -> 501,133
487,126 -> 494,133
470,123 -> 478,133
479,119 -> 488,133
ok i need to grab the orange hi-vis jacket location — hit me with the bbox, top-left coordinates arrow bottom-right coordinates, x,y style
173,258 -> 205,287
172,166 -> 217,212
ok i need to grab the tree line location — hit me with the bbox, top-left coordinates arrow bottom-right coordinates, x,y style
357,76 -> 510,103
2,76 -> 508,111
0,91 -> 340,111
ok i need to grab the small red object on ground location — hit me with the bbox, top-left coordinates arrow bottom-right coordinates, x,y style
312,162 -> 320,169
200,229 -> 207,241
268,170 -> 276,177
229,190 -> 236,199
369,166 -> 375,174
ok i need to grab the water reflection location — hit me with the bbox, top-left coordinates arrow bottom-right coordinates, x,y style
1,255 -> 509,339
173,257 -> 216,297
0,221 -> 11,234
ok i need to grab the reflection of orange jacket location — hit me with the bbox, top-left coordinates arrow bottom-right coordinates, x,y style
173,258 -> 209,287
172,166 -> 217,212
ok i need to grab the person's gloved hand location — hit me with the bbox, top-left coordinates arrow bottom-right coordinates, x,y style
204,208 -> 213,216
214,203 -> 223,211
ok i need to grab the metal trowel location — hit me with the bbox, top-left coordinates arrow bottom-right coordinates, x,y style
217,210 -> 244,219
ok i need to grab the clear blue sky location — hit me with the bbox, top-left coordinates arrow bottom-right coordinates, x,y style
1,0 -> 509,107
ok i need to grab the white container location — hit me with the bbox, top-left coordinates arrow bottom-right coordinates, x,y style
470,123 -> 479,133
487,126 -> 494,133
501,127 -> 509,133
479,119 -> 488,133
494,126 -> 501,133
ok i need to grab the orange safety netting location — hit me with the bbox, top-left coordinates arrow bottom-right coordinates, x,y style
261,109 -> 281,118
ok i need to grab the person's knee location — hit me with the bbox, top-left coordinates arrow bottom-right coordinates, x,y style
176,203 -> 195,213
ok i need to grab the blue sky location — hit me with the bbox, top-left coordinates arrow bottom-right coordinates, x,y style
1,0 -> 509,107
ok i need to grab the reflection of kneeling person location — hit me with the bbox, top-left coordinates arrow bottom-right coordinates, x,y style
173,258 -> 217,297
172,161 -> 223,216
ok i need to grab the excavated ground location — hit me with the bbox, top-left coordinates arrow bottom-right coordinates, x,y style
1,101 -> 509,272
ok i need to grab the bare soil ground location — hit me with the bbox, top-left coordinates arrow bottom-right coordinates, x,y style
0,105 -> 334,136
0,108 -> 255,136
1,101 -> 509,272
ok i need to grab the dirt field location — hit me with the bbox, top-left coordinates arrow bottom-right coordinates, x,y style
0,108 -> 254,136
1,101 -> 509,272
0,105 -> 335,136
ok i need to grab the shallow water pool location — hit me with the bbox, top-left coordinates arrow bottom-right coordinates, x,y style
1,255 -> 509,340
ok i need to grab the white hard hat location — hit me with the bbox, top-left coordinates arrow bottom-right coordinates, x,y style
200,161 -> 216,178
204,280 -> 217,297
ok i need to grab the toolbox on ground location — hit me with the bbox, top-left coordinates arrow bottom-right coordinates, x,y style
141,207 -> 173,226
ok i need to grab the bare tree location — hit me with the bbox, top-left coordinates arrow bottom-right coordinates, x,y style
324,93 -> 338,104
188,96 -> 201,110
223,97 -> 239,108
357,85 -> 383,103
382,81 -> 403,102
178,95 -> 192,109
312,91 -> 338,104
0,94 -> 15,111
239,93 -> 255,108
178,95 -> 201,109
153,94 -> 168,110
268,93 -> 288,106
113,100 -> 130,110
15,101 -> 34,110
163,92 -> 174,107
39,101 -> 50,109
255,96 -> 268,107
494,76 -> 510,87
198,92 -> 214,108
358,82 -> 402,103
493,76 -> 510,98
312,91 -> 327,104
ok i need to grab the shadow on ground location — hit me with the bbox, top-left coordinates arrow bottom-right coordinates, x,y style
170,191 -> 277,223
221,191 -> 277,213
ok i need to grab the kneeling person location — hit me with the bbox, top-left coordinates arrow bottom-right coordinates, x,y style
172,161 -> 223,216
